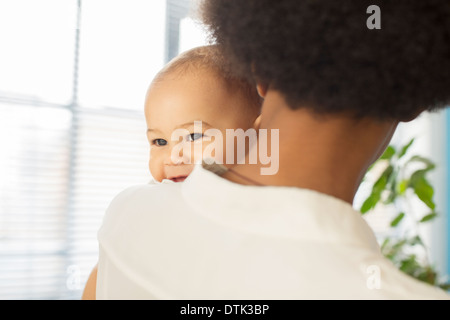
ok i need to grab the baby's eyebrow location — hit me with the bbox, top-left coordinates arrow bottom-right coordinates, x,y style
176,121 -> 213,129
147,121 -> 213,134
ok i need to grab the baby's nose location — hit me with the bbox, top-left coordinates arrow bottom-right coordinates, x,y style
163,145 -> 189,166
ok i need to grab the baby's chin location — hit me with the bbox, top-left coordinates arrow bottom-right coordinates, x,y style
162,165 -> 195,183
167,175 -> 188,183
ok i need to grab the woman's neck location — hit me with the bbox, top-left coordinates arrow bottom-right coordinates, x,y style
222,90 -> 398,204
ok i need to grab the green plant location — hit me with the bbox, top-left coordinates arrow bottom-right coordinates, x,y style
360,138 -> 450,290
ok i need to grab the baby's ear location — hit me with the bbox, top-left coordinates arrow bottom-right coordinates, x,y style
253,115 -> 262,131
256,83 -> 268,99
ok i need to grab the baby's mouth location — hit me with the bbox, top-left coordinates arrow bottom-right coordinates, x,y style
168,175 -> 188,183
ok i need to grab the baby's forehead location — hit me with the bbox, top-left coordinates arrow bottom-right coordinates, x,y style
154,63 -> 225,83
145,50 -> 261,124
146,67 -> 237,108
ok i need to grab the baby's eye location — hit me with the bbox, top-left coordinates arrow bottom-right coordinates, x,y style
187,133 -> 204,142
151,139 -> 168,146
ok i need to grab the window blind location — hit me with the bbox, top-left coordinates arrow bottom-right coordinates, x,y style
0,0 -> 203,300
66,107 -> 150,299
0,103 -> 73,299
0,102 -> 150,299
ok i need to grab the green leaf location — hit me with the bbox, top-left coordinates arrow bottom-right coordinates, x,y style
380,238 -> 390,250
383,168 -> 399,205
360,193 -> 380,214
398,179 -> 408,195
399,254 -> 420,274
383,189 -> 396,204
409,169 -> 426,184
420,212 -> 438,223
407,155 -> 436,171
374,166 -> 391,192
380,145 -> 396,160
398,138 -> 415,158
361,165 -> 393,213
391,238 -> 408,250
439,282 -> 450,291
416,266 -> 437,285
390,212 -> 405,227
411,175 -> 435,210
407,235 -> 424,246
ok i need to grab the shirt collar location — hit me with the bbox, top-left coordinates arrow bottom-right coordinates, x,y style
181,163 -> 380,252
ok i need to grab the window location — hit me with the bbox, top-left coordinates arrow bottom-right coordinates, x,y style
0,0 -> 207,300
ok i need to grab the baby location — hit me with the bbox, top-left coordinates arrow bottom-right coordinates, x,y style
82,45 -> 262,299
144,45 -> 262,183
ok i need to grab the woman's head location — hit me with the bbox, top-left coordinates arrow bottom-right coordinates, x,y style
202,0 -> 450,121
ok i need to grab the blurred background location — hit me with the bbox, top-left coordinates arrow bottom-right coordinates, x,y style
0,0 -> 448,299
0,0 -> 207,299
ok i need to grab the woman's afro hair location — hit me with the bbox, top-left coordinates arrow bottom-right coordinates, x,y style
201,0 -> 450,121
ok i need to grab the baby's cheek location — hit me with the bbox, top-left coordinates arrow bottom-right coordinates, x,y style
201,140 -> 225,164
149,150 -> 164,182
189,142 -> 205,164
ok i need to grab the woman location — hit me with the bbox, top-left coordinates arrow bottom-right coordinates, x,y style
84,0 -> 450,299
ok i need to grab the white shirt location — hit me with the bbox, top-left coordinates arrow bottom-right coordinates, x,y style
96,163 -> 450,299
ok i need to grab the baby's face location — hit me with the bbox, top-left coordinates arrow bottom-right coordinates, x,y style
145,69 -> 257,182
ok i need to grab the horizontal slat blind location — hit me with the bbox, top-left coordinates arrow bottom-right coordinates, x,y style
0,104 -> 72,299
0,104 -> 150,299
0,0 -> 205,299
66,108 -> 150,299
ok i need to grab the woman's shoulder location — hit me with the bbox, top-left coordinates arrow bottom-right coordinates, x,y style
100,183 -> 183,230
109,182 -> 181,209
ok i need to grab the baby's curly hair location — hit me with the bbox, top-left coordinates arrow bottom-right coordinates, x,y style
154,45 -> 262,115
201,0 -> 450,121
